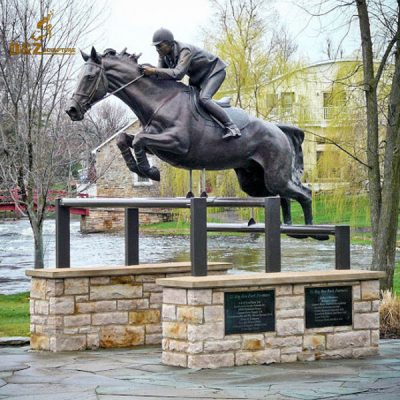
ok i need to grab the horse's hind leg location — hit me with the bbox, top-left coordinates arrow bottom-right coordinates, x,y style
235,165 -> 290,225
282,182 -> 312,224
281,198 -> 292,225
116,133 -> 146,178
282,182 -> 329,241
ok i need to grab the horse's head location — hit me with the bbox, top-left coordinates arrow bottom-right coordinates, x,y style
66,46 -> 108,121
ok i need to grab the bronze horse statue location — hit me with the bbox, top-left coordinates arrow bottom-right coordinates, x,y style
66,47 -> 317,230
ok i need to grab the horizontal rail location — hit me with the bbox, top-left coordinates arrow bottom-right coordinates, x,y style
59,197 -> 270,209
60,198 -> 191,208
55,196 -> 350,274
207,223 -> 336,235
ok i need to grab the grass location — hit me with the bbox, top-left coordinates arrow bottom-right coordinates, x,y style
141,193 -> 399,248
394,261 -> 400,296
0,292 -> 30,337
141,220 -> 189,235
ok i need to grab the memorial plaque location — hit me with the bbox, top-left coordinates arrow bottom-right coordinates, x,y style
305,286 -> 352,328
224,290 -> 275,335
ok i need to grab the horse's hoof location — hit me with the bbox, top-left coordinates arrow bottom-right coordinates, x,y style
140,166 -> 160,181
310,234 -> 330,241
200,191 -> 208,198
186,191 -> 194,198
129,164 -> 147,178
287,234 -> 309,239
248,217 -> 256,226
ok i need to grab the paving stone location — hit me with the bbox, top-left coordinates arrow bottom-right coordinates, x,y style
343,393 -> 400,400
277,389 -> 325,400
358,370 -> 400,379
0,340 -> 399,399
2,393 -> 97,400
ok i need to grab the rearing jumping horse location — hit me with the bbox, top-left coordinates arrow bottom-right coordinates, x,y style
66,47 -> 316,229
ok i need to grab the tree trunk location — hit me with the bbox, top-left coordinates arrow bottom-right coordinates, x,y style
372,26 -> 400,290
30,215 -> 44,269
356,0 -> 400,290
356,1 -> 381,247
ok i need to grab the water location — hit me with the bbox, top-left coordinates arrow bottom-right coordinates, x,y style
0,218 -> 382,295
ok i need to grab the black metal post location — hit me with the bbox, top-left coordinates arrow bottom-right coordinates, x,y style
190,197 -> 207,276
335,225 -> 350,269
265,197 -> 281,272
56,199 -> 70,268
125,208 -> 139,265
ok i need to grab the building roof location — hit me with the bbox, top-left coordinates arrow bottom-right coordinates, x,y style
91,117 -> 138,155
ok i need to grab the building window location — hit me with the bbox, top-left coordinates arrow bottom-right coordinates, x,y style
281,92 -> 295,111
323,91 -> 346,120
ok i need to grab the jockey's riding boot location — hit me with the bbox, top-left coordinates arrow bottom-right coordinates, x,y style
222,122 -> 241,139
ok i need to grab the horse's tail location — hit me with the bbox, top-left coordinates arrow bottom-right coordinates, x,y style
277,124 -> 305,185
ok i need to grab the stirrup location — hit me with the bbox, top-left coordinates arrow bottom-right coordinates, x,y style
222,125 -> 241,139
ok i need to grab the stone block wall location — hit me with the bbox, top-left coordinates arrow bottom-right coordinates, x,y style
158,274 -> 382,369
27,263 -> 230,352
80,209 -> 173,233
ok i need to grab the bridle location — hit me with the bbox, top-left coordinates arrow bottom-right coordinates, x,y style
73,60 -> 144,113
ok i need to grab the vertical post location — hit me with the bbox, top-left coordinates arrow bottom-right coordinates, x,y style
56,199 -> 70,268
125,208 -> 139,265
190,197 -> 207,276
335,225 -> 350,269
265,197 -> 281,272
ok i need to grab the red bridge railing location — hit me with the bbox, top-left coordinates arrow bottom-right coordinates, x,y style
0,189 -> 89,216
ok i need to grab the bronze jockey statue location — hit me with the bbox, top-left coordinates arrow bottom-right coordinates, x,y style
142,28 -> 242,140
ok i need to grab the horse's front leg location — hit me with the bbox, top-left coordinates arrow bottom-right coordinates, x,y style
116,132 -> 147,178
133,128 -> 189,182
133,140 -> 161,182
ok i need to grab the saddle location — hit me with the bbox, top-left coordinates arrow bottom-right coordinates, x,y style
190,86 -> 250,130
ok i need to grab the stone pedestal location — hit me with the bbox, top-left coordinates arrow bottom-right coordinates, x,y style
157,270 -> 384,369
26,262 -> 230,352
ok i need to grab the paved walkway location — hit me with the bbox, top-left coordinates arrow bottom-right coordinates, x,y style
0,340 -> 399,400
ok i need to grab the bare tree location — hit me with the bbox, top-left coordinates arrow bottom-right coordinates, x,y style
77,100 -> 130,156
303,0 -> 400,290
0,0 -> 102,267
71,100 -> 131,189
323,37 -> 344,59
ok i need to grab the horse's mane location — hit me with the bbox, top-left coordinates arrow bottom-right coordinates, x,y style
101,48 -> 142,64
100,47 -> 190,92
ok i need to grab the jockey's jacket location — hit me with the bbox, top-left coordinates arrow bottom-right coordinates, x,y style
155,41 -> 227,89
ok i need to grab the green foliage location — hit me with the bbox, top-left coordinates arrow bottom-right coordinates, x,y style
394,263 -> 400,296
0,292 -> 30,337
204,0 -> 299,116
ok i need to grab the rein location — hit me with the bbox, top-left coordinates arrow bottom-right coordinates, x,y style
74,60 -> 177,129
74,60 -> 144,112
95,73 -> 144,105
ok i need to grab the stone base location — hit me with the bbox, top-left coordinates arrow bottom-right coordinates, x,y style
26,262 -> 231,352
157,270 -> 384,369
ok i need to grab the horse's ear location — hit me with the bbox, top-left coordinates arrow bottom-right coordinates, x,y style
80,49 -> 89,61
129,52 -> 142,62
90,46 -> 101,64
